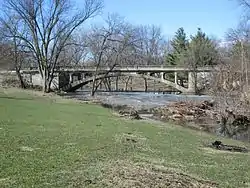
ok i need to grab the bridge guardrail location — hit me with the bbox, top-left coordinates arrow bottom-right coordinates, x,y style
27,65 -> 215,70
2,65 -> 217,73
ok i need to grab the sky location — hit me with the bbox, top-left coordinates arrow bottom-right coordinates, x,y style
78,0 -> 244,41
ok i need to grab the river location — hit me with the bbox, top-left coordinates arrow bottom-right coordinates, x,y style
63,91 -> 212,110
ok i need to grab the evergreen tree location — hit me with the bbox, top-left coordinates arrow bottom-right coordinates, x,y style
166,27 -> 189,65
182,28 -> 219,94
187,28 -> 218,67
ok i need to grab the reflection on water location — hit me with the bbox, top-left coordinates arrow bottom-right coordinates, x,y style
64,91 -> 212,110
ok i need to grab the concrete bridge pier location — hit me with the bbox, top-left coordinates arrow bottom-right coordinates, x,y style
28,73 -> 33,85
174,72 -> 178,84
187,72 -> 196,94
81,73 -> 86,80
69,73 -> 73,83
160,72 -> 165,80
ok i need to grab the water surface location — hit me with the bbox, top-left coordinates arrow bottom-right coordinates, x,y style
65,91 -> 212,110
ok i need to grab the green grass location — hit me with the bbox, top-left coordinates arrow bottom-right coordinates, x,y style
0,88 -> 250,188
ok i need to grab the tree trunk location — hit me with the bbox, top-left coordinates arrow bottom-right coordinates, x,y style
99,81 -> 102,90
91,64 -> 117,96
103,78 -> 109,91
44,79 -> 50,93
91,78 -> 96,96
124,76 -> 131,91
15,67 -> 26,89
130,77 -> 133,91
48,73 -> 58,92
144,78 -> 148,92
115,76 -> 119,91
13,36 -> 26,89
107,78 -> 111,91
42,69 -> 50,93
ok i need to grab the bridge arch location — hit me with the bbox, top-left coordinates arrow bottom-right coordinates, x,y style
61,73 -> 192,93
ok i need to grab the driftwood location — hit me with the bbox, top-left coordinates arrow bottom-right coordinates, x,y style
152,100 -> 217,122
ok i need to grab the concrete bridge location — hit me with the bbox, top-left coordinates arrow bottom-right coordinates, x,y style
0,65 -> 214,94
23,65 -> 214,73
62,72 -> 198,93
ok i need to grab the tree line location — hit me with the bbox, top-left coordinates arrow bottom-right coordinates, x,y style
0,0 -> 249,95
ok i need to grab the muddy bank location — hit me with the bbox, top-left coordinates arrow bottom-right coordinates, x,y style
150,100 -> 220,133
149,100 -> 250,142
96,99 -> 218,130
99,99 -> 250,143
95,99 -> 219,133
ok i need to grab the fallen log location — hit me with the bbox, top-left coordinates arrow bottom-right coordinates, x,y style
210,140 -> 248,153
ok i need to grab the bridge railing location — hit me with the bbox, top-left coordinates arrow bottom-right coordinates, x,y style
27,65 -> 215,70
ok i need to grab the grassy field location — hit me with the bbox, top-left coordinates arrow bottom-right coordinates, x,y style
0,88 -> 250,188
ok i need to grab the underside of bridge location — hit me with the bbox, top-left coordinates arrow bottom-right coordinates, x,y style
59,71 -> 198,94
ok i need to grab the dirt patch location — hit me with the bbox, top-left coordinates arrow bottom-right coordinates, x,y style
118,109 -> 142,120
20,146 -> 34,152
101,102 -> 142,120
101,160 -> 218,188
114,133 -> 150,151
115,132 -> 146,142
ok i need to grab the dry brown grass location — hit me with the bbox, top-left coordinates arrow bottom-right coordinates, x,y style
100,160 -> 218,188
114,132 -> 153,153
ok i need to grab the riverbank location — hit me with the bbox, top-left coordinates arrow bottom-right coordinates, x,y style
63,91 -> 250,143
61,91 -> 221,139
1,88 -> 249,187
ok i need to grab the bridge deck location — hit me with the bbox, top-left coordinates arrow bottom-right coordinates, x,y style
55,67 -> 214,73
1,66 -> 214,74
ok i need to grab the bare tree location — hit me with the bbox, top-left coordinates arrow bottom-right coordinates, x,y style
124,25 -> 165,91
86,14 -> 137,96
0,19 -> 29,88
57,33 -> 88,67
132,25 -> 165,66
0,42 -> 13,70
1,0 -> 103,92
210,12 -> 250,141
